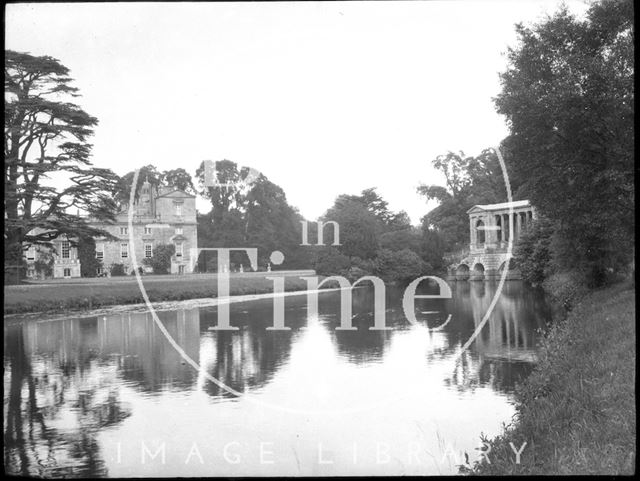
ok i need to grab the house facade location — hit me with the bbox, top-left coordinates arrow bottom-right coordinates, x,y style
24,180 -> 198,278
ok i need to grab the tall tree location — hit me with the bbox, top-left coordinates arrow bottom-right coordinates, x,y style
4,51 -> 118,276
114,164 -> 162,205
322,197 -> 380,259
195,160 -> 311,269
195,159 -> 247,227
418,149 -> 510,251
339,187 -> 411,231
495,0 -> 634,282
162,168 -> 194,193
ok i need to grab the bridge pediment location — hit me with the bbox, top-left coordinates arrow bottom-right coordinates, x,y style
466,205 -> 487,215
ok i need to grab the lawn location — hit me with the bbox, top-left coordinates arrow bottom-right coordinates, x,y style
466,283 -> 636,475
4,271 -> 316,315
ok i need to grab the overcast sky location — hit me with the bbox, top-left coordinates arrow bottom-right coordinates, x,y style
6,1 -> 588,224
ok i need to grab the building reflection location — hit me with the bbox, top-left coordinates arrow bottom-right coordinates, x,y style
444,281 -> 550,393
4,308 -> 201,477
4,325 -> 117,477
21,308 -> 201,393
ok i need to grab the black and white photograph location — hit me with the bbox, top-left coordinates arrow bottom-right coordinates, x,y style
3,0 -> 635,477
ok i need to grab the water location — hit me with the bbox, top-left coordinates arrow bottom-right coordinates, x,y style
4,280 -> 553,476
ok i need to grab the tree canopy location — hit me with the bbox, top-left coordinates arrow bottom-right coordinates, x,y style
417,148 -> 513,251
4,50 -> 119,276
195,160 -> 308,269
495,0 -> 634,282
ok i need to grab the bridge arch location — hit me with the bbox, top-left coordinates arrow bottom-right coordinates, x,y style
498,258 -> 518,273
455,263 -> 470,280
471,262 -> 485,281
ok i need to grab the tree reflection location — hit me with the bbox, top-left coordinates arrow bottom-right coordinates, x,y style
199,303 -> 295,398
4,324 -> 125,477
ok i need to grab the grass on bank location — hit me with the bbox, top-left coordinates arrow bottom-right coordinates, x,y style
464,283 -> 636,475
4,274 -> 314,315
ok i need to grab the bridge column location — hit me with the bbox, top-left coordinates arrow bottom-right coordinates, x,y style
502,213 -> 509,243
469,216 -> 476,249
504,214 -> 513,240
485,215 -> 497,247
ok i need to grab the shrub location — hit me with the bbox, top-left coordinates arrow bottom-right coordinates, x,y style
541,270 -> 589,311
351,256 -> 375,274
374,248 -> 427,284
345,266 -> 370,282
78,236 -> 102,278
110,263 -> 126,276
311,247 -> 351,276
143,243 -> 175,274
514,217 -> 554,285
33,247 -> 54,279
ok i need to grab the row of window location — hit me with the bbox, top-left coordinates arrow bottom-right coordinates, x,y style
102,242 -> 184,259
26,242 -> 73,260
119,226 -> 184,235
26,240 -> 185,262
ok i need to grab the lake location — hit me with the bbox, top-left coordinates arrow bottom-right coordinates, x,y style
4,280 -> 554,476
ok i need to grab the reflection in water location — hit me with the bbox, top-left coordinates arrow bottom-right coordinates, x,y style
4,281 -> 552,477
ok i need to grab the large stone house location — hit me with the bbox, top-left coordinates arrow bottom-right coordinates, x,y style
24,180 -> 198,278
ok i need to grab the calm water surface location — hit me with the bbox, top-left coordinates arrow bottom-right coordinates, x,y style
4,281 -> 553,476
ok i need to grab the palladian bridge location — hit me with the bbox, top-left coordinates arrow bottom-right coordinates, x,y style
448,200 -> 536,281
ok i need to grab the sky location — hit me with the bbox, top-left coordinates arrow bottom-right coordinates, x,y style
6,1 -> 589,224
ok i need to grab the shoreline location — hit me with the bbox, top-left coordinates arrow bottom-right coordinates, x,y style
3,272 -> 318,316
463,282 -> 636,475
4,286 -> 347,324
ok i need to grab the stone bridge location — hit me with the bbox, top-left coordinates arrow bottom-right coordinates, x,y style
447,200 -> 536,281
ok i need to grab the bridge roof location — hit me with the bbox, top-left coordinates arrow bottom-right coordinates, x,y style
467,200 -> 531,214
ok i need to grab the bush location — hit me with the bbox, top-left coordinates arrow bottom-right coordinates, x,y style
78,236 -> 102,278
541,270 -> 589,311
350,256 -> 375,274
33,247 -> 54,279
514,218 -> 555,285
311,247 -> 351,276
143,243 -> 175,274
110,263 -> 126,276
374,248 -> 427,284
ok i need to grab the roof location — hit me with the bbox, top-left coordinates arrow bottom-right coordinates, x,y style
155,188 -> 196,199
466,200 -> 531,214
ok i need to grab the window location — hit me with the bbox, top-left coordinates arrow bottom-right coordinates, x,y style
121,243 -> 128,258
175,227 -> 183,235
26,246 -> 36,261
28,268 -> 35,278
174,202 -> 183,216
63,268 -> 71,277
144,227 -> 152,235
96,267 -> 104,276
144,243 -> 153,258
120,227 -> 128,236
96,243 -> 104,260
175,242 -> 183,257
62,241 -> 70,259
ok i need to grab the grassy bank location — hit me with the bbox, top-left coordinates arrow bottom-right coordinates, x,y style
3,272 -> 316,315
466,283 -> 635,475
